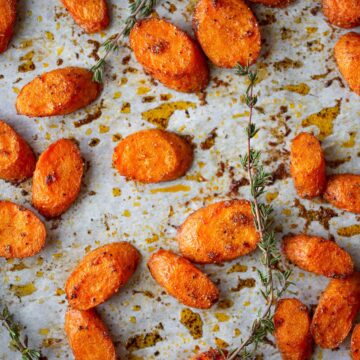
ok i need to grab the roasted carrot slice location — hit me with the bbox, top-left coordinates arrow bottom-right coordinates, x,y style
113,129 -> 193,183
322,0 -> 360,28
16,67 -> 102,117
148,249 -> 219,309
130,18 -> 209,93
248,0 -> 293,6
65,242 -> 140,310
32,138 -> 83,218
177,200 -> 259,263
290,132 -> 326,199
0,120 -> 35,182
324,173 -> 360,214
274,298 -> 313,360
334,32 -> 360,96
283,234 -> 354,278
193,0 -> 261,68
0,201 -> 46,258
311,272 -> 360,349
191,349 -> 227,360
351,324 -> 360,360
0,0 -> 16,53
65,308 -> 116,360
61,0 -> 109,33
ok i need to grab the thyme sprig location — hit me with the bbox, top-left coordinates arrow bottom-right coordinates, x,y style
0,306 -> 41,360
226,64 -> 293,360
91,0 -> 157,83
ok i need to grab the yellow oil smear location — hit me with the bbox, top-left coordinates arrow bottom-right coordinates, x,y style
126,330 -> 163,351
18,51 -> 36,73
180,308 -> 203,339
342,132 -> 356,148
150,184 -> 191,194
19,39 -> 33,49
215,313 -> 230,322
137,86 -> 151,95
266,192 -> 279,203
280,83 -> 310,95
301,100 -> 341,140
10,282 -> 36,297
99,124 -> 109,133
45,31 -> 54,40
337,225 -> 360,237
112,188 -> 121,197
214,337 -> 229,349
146,234 -> 159,244
39,328 -> 49,336
227,263 -> 248,274
121,102 -> 131,114
141,101 -> 196,129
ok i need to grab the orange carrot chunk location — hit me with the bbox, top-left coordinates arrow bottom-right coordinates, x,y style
322,0 -> 360,28
193,0 -> 261,68
190,349 -> 227,360
177,200 -> 259,263
65,307 -> 116,360
61,0 -> 109,33
32,138 -> 83,218
290,132 -> 326,199
283,234 -> 354,278
65,242 -> 140,310
351,324 -> 360,360
16,67 -> 102,117
0,201 -> 46,259
130,18 -> 209,93
248,0 -> 293,6
0,120 -> 36,182
311,272 -> 360,349
113,129 -> 193,183
148,249 -> 219,309
0,0 -> 16,53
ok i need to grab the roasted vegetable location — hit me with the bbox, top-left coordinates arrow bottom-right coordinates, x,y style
290,132 -> 326,199
177,200 -> 259,263
191,349 -> 227,360
113,129 -> 193,183
65,242 -> 140,310
334,32 -> 360,96
32,138 -> 83,218
61,0 -> 109,33
16,67 -> 102,117
249,0 -> 292,6
0,201 -> 46,259
65,307 -> 116,360
283,234 -> 354,278
193,0 -> 261,68
0,0 -> 16,53
324,173 -> 360,214
311,272 -> 360,349
274,298 -> 313,360
148,249 -> 219,309
130,18 -> 209,93
0,120 -> 36,182
322,0 -> 360,28
352,324 -> 360,360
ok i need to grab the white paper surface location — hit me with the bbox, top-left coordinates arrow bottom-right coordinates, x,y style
0,0 -> 359,359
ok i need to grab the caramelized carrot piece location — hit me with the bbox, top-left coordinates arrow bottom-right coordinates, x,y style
193,0 -> 261,68
16,67 -> 102,117
351,324 -> 360,360
0,201 -> 46,258
65,242 -> 140,310
65,307 -> 116,360
249,0 -> 293,6
190,349 -> 227,360
32,139 -> 83,218
113,129 -> 193,183
311,272 -> 360,349
322,0 -> 360,28
283,234 -> 354,278
290,132 -> 326,199
0,120 -> 35,182
148,249 -> 219,309
0,0 -> 16,53
61,0 -> 109,33
177,200 -> 259,263
274,298 -> 313,360
130,18 -> 209,93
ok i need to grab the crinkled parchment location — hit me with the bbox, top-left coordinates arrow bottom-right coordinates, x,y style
0,1 -> 359,359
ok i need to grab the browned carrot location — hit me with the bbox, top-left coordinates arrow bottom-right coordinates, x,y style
352,324 -> 360,360
0,201 -> 46,259
0,120 -> 36,182
65,307 -> 116,360
249,0 -> 293,6
148,249 -> 219,309
65,242 -> 140,310
0,0 -> 16,53
32,138 -> 83,218
322,0 -> 360,28
190,349 -> 227,360
16,67 -> 102,117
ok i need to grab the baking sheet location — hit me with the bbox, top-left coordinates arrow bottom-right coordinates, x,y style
0,0 -> 359,359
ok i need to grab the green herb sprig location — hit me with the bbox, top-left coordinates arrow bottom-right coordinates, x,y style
226,64 -> 293,360
91,0 -> 157,83
0,306 -> 41,360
